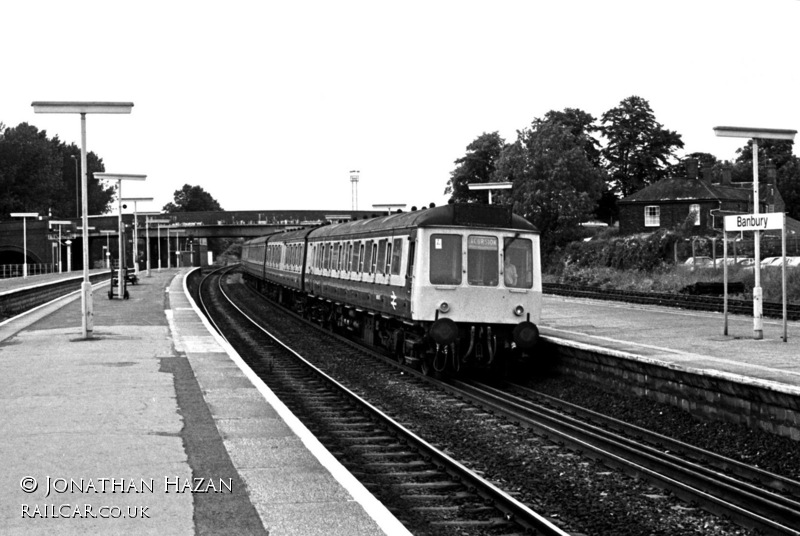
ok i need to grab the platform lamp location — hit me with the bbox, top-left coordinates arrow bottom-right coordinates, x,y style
713,126 -> 797,340
32,101 -> 133,339
93,173 -> 147,301
48,220 -> 72,273
10,212 -> 39,278
467,182 -> 513,204
120,197 -> 153,276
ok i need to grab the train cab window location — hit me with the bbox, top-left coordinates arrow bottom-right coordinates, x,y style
503,237 -> 533,288
430,234 -> 462,285
390,238 -> 403,275
376,240 -> 387,274
467,235 -> 498,286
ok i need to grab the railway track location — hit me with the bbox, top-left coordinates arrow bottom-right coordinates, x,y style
542,282 -> 800,320
196,266 -> 570,536
195,265 -> 781,535
445,378 -> 800,535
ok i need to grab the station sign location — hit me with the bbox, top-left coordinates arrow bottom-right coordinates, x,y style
724,213 -> 784,232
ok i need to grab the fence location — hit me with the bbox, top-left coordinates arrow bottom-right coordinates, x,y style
0,264 -> 57,279
677,236 -> 800,264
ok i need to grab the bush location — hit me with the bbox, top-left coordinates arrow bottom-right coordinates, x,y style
552,229 -> 680,274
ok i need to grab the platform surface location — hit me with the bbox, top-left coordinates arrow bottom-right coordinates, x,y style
540,294 -> 800,395
0,268 -> 409,536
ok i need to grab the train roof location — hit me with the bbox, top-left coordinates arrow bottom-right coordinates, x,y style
242,204 -> 537,246
309,204 -> 536,239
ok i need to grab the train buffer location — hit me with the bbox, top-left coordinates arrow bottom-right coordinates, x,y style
679,281 -> 745,296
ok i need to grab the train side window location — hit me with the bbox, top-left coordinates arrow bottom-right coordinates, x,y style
363,241 -> 372,273
369,242 -> 378,274
384,242 -> 392,275
351,242 -> 361,272
430,234 -> 462,285
390,238 -> 403,275
503,237 -> 533,288
330,243 -> 338,271
376,240 -> 387,274
406,241 -> 415,279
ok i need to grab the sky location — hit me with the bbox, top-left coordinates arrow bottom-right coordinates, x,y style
2,0 -> 799,216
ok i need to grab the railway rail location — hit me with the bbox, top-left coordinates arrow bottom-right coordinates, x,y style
542,282 -> 800,320
194,265 -> 775,535
195,266 -> 570,536
446,379 -> 800,535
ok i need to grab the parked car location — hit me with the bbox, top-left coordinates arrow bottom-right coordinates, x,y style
760,256 -> 800,268
682,256 -> 715,269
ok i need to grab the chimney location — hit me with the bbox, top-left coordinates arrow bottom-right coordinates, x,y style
721,162 -> 732,186
766,159 -> 777,186
685,158 -> 699,179
701,165 -> 713,184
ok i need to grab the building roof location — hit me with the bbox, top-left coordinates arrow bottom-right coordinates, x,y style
619,177 -> 771,205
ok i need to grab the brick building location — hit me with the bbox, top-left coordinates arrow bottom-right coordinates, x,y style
618,160 -> 784,235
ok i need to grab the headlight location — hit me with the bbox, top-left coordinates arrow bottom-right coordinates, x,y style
513,305 -> 525,317
439,302 -> 450,313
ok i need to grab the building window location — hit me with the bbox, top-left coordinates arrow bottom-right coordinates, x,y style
644,206 -> 660,227
689,204 -> 700,226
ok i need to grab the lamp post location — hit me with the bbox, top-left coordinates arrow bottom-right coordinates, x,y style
468,181 -> 513,204
70,155 -> 79,218
10,212 -> 39,278
32,101 -> 133,339
147,218 -> 170,273
93,173 -> 147,300
120,197 -> 153,276
100,230 -> 115,269
49,220 -> 72,273
166,228 -> 186,268
65,240 -> 73,272
713,126 -> 797,339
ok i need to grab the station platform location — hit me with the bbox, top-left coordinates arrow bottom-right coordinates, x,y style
0,268 -> 410,536
540,294 -> 800,394
0,268 -> 109,295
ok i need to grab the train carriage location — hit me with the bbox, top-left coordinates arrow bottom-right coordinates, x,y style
241,204 -> 541,375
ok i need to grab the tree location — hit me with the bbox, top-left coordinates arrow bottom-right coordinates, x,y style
163,184 -> 223,212
0,122 -> 113,219
445,132 -> 506,204
599,96 -> 684,198
493,115 -> 606,254
730,139 -> 800,219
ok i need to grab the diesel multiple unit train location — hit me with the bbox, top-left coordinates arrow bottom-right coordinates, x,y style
240,204 -> 542,374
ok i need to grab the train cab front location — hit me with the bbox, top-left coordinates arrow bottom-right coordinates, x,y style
411,228 -> 543,375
